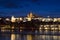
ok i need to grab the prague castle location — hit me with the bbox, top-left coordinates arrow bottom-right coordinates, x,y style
10,12 -> 60,22
1,12 -> 60,34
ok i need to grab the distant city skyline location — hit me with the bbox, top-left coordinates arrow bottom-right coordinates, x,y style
0,0 -> 60,17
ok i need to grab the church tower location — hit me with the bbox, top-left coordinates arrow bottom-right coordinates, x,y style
27,12 -> 34,21
27,12 -> 34,18
11,16 -> 15,22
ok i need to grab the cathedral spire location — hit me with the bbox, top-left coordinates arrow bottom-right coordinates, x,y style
27,12 -> 33,18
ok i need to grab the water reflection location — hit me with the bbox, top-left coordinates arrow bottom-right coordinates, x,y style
11,34 -> 15,40
0,25 -> 60,40
11,34 -> 27,40
0,33 -> 60,40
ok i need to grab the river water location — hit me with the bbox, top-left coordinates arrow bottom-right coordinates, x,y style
0,25 -> 60,40
0,31 -> 60,40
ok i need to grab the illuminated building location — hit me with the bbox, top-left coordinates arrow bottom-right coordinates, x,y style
27,12 -> 33,21
1,12 -> 60,40
27,12 -> 34,18
5,18 -> 10,21
11,16 -> 15,22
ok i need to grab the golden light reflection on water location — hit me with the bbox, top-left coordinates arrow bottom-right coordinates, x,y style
10,34 -> 60,40
11,34 -> 15,40
27,35 -> 32,40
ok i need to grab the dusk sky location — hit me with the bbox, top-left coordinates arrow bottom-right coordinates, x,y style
0,0 -> 60,17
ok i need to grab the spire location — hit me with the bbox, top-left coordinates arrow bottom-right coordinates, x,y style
27,12 -> 33,21
27,12 -> 33,18
11,16 -> 15,22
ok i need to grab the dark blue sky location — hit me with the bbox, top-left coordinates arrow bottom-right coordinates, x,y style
0,0 -> 60,17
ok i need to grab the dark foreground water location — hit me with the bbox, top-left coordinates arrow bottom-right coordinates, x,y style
0,31 -> 60,40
